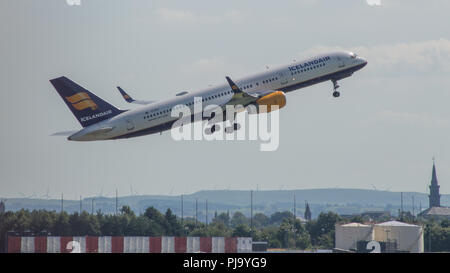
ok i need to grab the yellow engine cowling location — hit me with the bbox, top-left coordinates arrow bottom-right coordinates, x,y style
254,91 -> 286,113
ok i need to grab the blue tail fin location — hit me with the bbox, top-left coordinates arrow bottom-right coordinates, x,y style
50,76 -> 125,127
117,86 -> 135,103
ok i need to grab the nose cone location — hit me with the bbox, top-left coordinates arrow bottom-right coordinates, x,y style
359,57 -> 368,67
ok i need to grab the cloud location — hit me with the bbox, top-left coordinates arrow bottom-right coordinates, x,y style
300,39 -> 450,75
184,57 -> 227,74
154,8 -> 244,25
376,110 -> 449,127
366,0 -> 382,6
154,8 -> 196,24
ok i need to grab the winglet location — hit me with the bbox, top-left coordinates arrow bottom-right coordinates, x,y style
117,86 -> 135,103
225,76 -> 243,94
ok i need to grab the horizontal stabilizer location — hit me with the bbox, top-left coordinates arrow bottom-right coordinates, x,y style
84,127 -> 115,136
51,130 -> 79,136
117,86 -> 157,105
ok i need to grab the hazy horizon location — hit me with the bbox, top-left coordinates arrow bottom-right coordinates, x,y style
1,0 -> 450,200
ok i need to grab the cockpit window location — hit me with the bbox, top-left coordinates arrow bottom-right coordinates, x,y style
350,52 -> 357,58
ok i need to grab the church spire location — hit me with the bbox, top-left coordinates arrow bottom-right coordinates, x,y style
304,201 -> 311,221
431,160 -> 438,186
429,159 -> 441,208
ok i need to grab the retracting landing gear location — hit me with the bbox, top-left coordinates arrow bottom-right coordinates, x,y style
205,124 -> 220,135
205,111 -> 241,135
225,122 -> 240,133
332,79 -> 340,98
225,111 -> 240,134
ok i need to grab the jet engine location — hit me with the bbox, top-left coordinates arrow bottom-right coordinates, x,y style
248,91 -> 286,113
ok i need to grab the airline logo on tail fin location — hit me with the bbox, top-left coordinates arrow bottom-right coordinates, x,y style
50,76 -> 126,128
65,92 -> 98,111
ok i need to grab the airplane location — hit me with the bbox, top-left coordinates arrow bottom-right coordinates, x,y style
50,51 -> 367,141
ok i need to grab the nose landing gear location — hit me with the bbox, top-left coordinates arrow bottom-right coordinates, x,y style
332,80 -> 340,98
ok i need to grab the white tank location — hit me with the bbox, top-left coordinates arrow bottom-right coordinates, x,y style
335,223 -> 374,251
373,221 -> 424,253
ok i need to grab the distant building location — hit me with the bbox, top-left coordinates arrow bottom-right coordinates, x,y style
361,211 -> 391,222
335,221 -> 424,253
296,216 -> 309,224
0,200 -> 5,213
419,207 -> 450,220
429,161 -> 441,207
304,202 -> 311,221
419,160 -> 450,220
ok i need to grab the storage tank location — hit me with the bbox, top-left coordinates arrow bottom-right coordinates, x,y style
373,221 -> 423,253
335,223 -> 373,251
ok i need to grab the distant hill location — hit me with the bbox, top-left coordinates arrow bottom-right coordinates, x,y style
2,188 -> 449,219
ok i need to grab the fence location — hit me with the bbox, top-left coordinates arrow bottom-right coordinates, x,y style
7,236 -> 252,253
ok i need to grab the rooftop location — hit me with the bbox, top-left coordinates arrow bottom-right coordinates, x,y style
341,222 -> 371,227
420,206 -> 450,216
375,221 -> 419,227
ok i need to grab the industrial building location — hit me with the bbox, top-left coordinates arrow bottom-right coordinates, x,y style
335,221 -> 423,253
335,223 -> 373,251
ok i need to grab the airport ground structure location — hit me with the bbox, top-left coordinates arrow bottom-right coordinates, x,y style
6,235 -> 252,253
335,221 -> 424,253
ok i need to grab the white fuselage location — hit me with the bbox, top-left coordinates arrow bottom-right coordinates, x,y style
68,51 -> 367,141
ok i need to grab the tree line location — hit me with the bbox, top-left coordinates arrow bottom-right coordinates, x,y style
1,206 -> 450,252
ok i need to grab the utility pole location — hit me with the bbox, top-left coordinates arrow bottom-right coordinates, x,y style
294,193 -> 296,221
115,189 -> 118,215
79,196 -> 82,214
400,192 -> 403,220
195,198 -> 198,227
91,198 -> 94,215
61,194 -> 64,213
250,190 -> 253,236
181,195 -> 184,227
412,195 -> 415,218
206,199 -> 208,227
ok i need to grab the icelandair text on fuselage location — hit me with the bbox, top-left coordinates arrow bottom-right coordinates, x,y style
288,56 -> 331,71
80,110 -> 112,122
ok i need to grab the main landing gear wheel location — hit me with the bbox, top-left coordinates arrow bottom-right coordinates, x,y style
332,80 -> 341,98
205,124 -> 220,135
225,123 -> 241,133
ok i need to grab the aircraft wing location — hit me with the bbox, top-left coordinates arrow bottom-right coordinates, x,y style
226,76 -> 287,99
51,130 -> 79,136
246,89 -> 278,98
117,86 -> 157,105
224,76 -> 286,115
225,76 -> 258,106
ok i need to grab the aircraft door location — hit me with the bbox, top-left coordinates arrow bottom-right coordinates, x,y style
126,120 -> 135,131
336,56 -> 345,68
279,72 -> 288,85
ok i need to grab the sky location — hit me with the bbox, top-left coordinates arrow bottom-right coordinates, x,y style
1,0 -> 450,200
